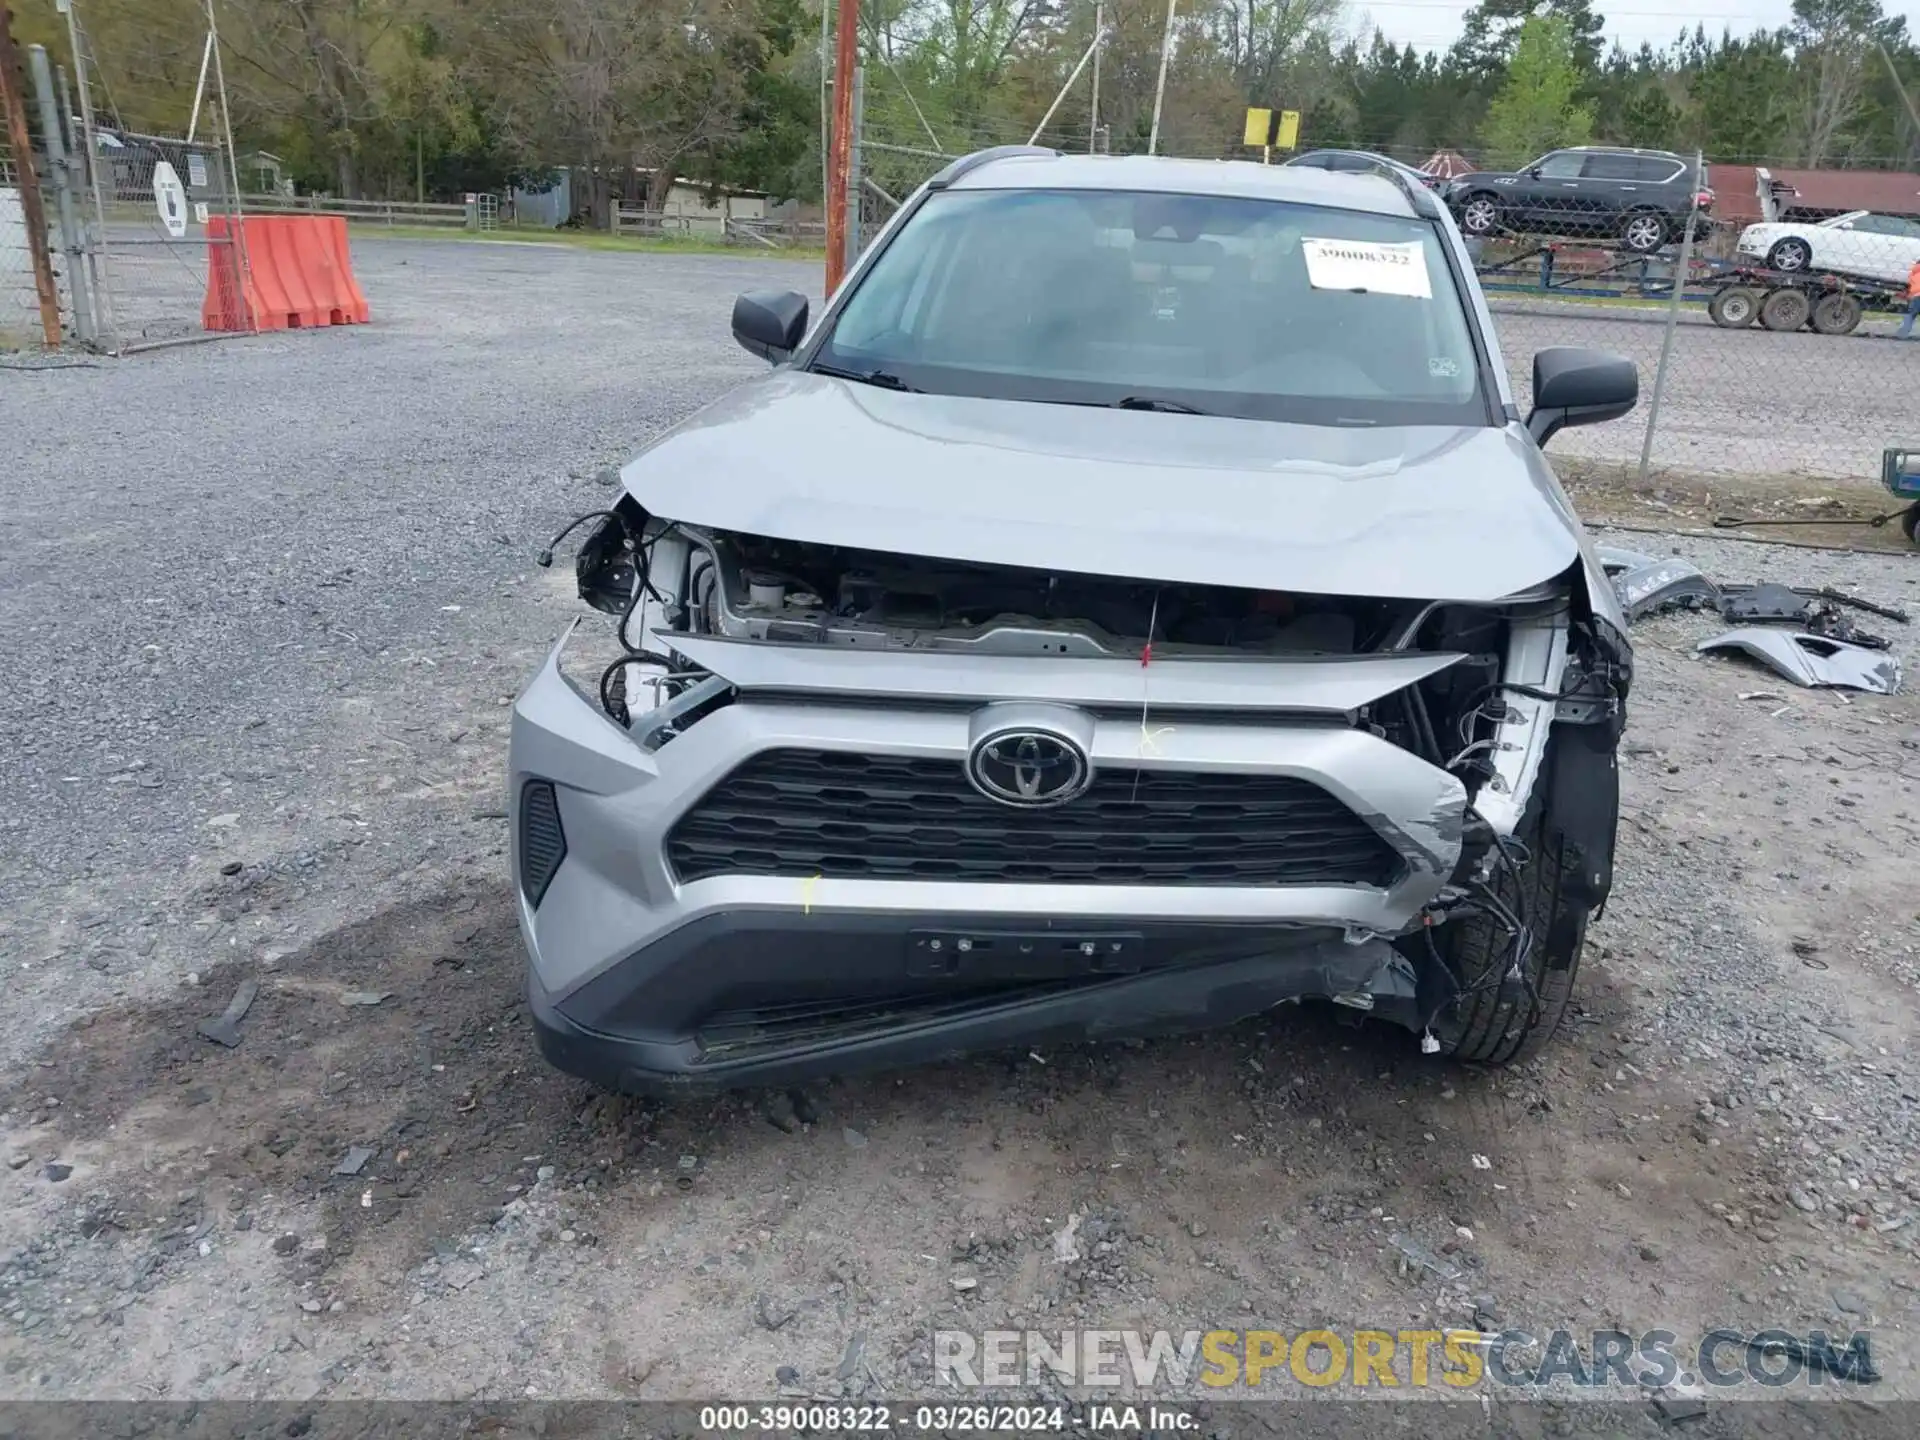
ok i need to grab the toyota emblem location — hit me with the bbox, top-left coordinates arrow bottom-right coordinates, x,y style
965,728 -> 1092,808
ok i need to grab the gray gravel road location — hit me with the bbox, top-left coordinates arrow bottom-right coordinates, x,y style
0,239 -> 816,1065
3,240 -> 1918,1417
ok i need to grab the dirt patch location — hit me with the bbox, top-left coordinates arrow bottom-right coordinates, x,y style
1558,459 -> 1917,553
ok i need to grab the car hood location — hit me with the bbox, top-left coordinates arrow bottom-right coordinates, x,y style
618,370 -> 1584,603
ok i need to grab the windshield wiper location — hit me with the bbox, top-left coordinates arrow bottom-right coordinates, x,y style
1114,395 -> 1208,415
812,363 -> 920,393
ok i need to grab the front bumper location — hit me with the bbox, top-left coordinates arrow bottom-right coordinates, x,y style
509,626 -> 1470,1092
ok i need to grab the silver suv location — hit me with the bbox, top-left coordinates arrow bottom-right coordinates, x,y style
511,146 -> 1640,1094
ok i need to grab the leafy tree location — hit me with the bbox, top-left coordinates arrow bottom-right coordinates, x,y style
1481,14 -> 1593,166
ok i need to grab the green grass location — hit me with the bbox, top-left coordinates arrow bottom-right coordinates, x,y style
345,222 -> 825,262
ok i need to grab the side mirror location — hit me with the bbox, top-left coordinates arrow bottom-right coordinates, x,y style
731,290 -> 809,363
1526,166 -> 1543,178
1527,348 -> 1638,446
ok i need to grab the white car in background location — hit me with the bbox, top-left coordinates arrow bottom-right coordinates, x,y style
1736,210 -> 1920,284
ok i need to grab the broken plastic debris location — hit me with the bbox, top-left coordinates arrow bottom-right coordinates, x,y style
339,991 -> 391,1007
1390,1232 -> 1462,1282
333,1146 -> 374,1177
195,979 -> 259,1049
1052,1213 -> 1083,1265
1471,1154 -> 1492,1170
1697,629 -> 1901,694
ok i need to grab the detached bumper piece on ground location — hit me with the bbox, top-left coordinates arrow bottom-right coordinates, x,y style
1597,547 -> 1904,694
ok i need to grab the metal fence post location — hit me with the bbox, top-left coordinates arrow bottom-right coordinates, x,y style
844,65 -> 864,277
1637,149 -> 1703,483
26,42 -> 91,344
63,3 -> 118,349
53,61 -> 105,343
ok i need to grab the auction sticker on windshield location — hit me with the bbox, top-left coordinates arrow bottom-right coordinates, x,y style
1300,238 -> 1431,298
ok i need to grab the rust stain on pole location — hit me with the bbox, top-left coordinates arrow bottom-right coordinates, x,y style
824,0 -> 860,296
0,4 -> 62,345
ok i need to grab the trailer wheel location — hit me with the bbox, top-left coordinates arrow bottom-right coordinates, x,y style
1708,286 -> 1760,328
1760,287 -> 1812,332
1810,291 -> 1863,335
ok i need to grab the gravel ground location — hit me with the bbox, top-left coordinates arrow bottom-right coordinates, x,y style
2,239 -> 1918,1427
1490,300 -> 1920,483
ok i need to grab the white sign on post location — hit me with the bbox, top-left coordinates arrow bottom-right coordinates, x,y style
187,153 -> 208,188
193,202 -> 210,225
152,160 -> 189,239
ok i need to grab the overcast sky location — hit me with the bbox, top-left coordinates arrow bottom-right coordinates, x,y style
1356,1 -> 1920,56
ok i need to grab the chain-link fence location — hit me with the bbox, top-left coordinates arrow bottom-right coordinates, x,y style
2,46 -> 61,351
845,129 -> 1920,498
1432,147 -> 1920,492
65,1 -> 249,353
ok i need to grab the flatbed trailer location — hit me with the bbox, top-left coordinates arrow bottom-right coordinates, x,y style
1703,264 -> 1904,336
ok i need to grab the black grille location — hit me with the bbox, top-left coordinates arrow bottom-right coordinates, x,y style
667,750 -> 1400,887
519,780 -> 566,907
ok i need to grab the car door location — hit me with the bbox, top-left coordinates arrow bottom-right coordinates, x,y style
1819,213 -> 1907,283
1516,150 -> 1587,232
1574,151 -> 1645,231
1879,216 -> 1920,286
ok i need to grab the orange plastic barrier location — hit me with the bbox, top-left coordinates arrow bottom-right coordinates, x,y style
202,215 -> 371,333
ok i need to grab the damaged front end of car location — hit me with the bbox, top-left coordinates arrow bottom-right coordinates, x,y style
508,488 -> 1629,1091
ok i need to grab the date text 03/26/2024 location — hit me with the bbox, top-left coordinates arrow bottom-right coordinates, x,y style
695,1404 -> 1194,1432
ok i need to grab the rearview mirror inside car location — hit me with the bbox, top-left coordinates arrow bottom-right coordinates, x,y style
732,290 -> 809,363
1527,348 -> 1638,447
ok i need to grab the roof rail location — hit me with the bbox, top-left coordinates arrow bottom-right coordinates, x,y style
1358,157 -> 1442,218
927,145 -> 1059,190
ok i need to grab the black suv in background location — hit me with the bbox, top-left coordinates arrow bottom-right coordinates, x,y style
1444,147 -> 1712,254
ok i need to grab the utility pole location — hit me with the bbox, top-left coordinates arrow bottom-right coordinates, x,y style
0,2 -> 62,345
1148,0 -> 1178,156
1089,1 -> 1102,154
824,0 -> 860,295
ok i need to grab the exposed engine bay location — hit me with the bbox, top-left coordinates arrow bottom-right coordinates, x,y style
549,498 -> 1629,821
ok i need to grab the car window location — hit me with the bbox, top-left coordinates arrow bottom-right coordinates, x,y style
1536,152 -> 1583,179
1329,153 -> 1377,172
1633,157 -> 1683,183
815,187 -> 1488,428
1888,217 -> 1920,237
1581,154 -> 1640,181
1289,153 -> 1331,169
1847,214 -> 1891,234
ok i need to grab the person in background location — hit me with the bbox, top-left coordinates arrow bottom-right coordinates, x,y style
1899,258 -> 1920,338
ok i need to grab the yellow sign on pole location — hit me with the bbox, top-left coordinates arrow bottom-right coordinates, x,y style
1243,107 -> 1301,160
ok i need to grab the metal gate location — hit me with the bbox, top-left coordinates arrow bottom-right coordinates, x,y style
65,0 -> 249,353
84,128 -> 246,350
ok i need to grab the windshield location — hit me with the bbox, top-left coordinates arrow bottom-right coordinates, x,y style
811,187 -> 1488,427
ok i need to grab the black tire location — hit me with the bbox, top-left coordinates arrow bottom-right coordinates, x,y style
1434,731 -> 1613,1067
1760,286 -> 1812,332
1457,192 -> 1501,236
1767,237 -> 1813,272
1708,286 -> 1760,328
1810,291 -> 1863,335
1619,210 -> 1668,254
